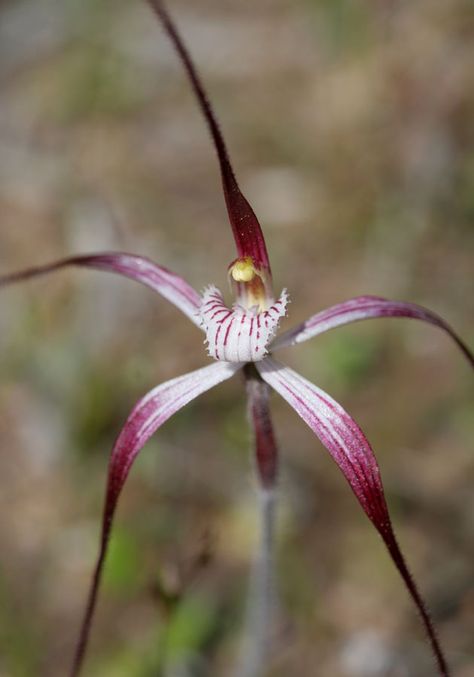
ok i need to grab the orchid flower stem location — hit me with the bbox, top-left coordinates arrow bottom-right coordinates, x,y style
237,365 -> 279,677
237,488 -> 277,677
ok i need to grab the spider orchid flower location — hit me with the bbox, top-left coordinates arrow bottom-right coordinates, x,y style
1,2 -> 472,676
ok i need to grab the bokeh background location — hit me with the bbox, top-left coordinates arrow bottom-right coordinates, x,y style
0,1 -> 473,675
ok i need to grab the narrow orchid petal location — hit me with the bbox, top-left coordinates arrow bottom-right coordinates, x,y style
70,360 -> 241,677
257,357 -> 450,676
244,363 -> 279,488
0,252 -> 203,328
272,295 -> 474,366
146,0 -> 271,272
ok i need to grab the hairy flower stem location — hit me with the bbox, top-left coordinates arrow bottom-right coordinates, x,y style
237,365 -> 279,677
237,489 -> 276,677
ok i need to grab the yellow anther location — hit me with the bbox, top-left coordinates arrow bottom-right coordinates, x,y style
230,257 -> 256,283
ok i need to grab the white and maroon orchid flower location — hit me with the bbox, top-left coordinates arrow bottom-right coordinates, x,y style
1,2 -> 472,676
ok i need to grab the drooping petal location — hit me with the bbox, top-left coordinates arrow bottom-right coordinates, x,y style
272,295 -> 474,367
147,0 -> 272,273
244,363 -> 279,488
0,252 -> 202,328
70,360 -> 241,677
257,357 -> 450,676
200,285 -> 288,362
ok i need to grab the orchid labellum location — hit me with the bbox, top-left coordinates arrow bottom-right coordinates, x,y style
1,2 -> 472,676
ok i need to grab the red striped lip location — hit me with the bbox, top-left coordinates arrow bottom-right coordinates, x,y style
199,286 -> 288,362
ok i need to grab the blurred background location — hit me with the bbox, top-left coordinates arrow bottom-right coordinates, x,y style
0,0 -> 473,675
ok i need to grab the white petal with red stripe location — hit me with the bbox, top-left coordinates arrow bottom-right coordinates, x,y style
199,286 -> 288,362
